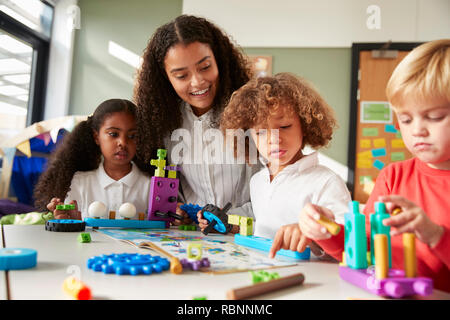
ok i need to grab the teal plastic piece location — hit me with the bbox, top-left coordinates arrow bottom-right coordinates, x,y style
344,201 -> 368,269
0,248 -> 37,270
370,202 -> 392,268
84,218 -> 166,229
234,234 -> 310,260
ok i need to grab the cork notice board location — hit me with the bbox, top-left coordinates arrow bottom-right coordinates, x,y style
347,43 -> 421,203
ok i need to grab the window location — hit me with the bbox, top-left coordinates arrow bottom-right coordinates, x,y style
0,0 -> 53,142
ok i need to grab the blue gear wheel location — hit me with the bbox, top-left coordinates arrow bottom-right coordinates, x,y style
87,253 -> 170,276
180,203 -> 203,224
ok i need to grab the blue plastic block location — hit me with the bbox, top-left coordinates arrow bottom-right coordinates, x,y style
344,201 -> 368,269
180,203 -> 203,224
0,248 -> 37,270
84,218 -> 165,229
87,253 -> 170,275
370,202 -> 392,268
234,234 -> 311,260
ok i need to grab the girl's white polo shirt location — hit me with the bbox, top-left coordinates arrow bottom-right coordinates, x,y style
65,161 -> 151,219
250,152 -> 351,239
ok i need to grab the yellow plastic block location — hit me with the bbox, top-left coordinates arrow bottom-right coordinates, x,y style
239,225 -> 253,236
187,242 -> 203,260
228,214 -> 241,225
403,233 -> 417,278
374,234 -> 388,279
317,215 -> 341,236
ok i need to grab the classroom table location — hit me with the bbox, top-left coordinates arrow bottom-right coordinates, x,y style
1,225 -> 449,300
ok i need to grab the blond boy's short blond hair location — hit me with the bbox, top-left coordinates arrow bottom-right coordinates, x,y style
386,39 -> 450,109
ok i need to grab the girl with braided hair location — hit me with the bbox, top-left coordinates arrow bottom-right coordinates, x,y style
33,99 -> 151,220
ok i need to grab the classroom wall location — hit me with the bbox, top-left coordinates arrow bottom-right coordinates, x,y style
69,0 -> 352,167
69,0 -> 183,116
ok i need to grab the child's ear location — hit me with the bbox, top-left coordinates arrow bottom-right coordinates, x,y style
93,130 -> 99,145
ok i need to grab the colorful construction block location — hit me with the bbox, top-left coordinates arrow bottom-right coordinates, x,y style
151,148 -> 168,177
87,253 -> 170,275
339,266 -> 432,298
77,233 -> 91,243
84,218 -> 165,229
234,234 -> 310,260
370,202 -> 392,268
340,201 -> 434,298
250,270 -> 280,284
180,203 -> 202,224
187,242 -> 203,260
179,225 -> 196,231
239,216 -> 253,236
147,176 -> 181,227
228,214 -> 241,225
201,203 -> 233,235
344,201 -> 368,269
180,257 -> 210,271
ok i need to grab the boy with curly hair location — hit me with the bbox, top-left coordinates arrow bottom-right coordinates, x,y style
216,72 -> 351,258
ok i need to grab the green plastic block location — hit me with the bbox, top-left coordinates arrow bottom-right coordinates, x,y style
250,270 -> 280,284
179,225 -> 196,231
344,201 -> 368,269
370,202 -> 392,268
77,233 -> 91,243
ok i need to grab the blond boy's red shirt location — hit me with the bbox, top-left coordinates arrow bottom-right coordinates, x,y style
316,157 -> 450,293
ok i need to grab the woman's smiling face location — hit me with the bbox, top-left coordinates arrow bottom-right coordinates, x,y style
164,41 -> 219,116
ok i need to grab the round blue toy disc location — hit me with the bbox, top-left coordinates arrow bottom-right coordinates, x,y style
0,248 -> 37,270
203,211 -> 226,233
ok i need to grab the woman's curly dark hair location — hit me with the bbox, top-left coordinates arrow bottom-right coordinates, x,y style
33,99 -> 140,211
133,14 -> 253,169
220,73 -> 338,162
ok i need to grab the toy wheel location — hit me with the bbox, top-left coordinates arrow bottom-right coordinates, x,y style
45,219 -> 86,232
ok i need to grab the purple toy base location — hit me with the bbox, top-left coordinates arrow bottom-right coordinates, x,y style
147,176 -> 179,226
180,258 -> 210,271
339,266 -> 433,298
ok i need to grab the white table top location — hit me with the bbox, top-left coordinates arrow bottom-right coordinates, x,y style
2,225 -> 450,300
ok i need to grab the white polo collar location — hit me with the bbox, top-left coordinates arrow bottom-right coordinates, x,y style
97,161 -> 139,189
260,151 -> 319,176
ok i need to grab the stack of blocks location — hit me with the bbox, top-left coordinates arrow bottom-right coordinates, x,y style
339,200 -> 433,298
228,214 -> 253,236
147,149 -> 181,228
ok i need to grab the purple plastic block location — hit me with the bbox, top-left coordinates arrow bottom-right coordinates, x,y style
339,266 -> 433,298
180,258 -> 210,271
147,176 -> 179,227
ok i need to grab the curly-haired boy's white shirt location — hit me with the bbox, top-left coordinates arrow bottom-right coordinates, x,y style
65,160 -> 150,219
250,152 -> 351,239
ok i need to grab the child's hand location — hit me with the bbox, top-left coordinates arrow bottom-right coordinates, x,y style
269,223 -> 310,259
171,202 -> 192,226
52,200 -> 81,220
197,210 -> 209,232
47,197 -> 61,213
298,203 -> 336,240
379,195 -> 444,247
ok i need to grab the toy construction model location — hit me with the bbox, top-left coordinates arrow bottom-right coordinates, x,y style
147,149 -> 184,227
339,201 -> 433,298
84,201 -> 165,229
